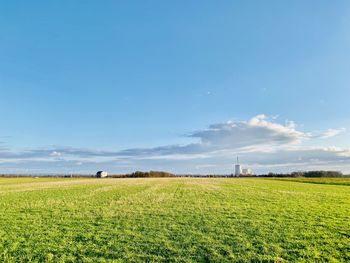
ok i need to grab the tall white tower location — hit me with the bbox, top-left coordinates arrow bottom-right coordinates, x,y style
235,156 -> 242,176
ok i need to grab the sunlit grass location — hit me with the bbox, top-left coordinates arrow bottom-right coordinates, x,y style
0,178 -> 349,262
270,177 -> 350,186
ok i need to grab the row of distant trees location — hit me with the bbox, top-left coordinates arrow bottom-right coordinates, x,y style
261,171 -> 344,178
109,171 -> 176,178
110,170 -> 346,178
0,170 -> 346,178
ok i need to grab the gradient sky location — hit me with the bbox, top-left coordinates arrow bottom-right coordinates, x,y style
1,1 -> 350,174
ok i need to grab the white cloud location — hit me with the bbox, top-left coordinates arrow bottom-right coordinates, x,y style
50,151 -> 62,157
318,128 -> 346,138
0,115 -> 349,174
190,115 -> 306,148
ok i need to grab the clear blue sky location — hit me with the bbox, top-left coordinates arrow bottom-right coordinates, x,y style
1,1 -> 350,174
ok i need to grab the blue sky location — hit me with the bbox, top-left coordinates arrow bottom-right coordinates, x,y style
1,1 -> 350,174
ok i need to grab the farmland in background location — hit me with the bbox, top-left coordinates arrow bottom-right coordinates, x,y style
270,177 -> 350,186
0,177 -> 349,262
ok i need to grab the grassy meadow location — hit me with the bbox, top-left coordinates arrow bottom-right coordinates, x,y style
272,177 -> 350,186
0,177 -> 349,262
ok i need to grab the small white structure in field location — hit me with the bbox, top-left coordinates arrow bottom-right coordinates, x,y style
242,168 -> 252,175
96,171 -> 108,178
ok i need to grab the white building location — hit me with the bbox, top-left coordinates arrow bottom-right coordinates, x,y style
234,157 -> 253,176
242,168 -> 252,175
235,164 -> 242,176
235,157 -> 242,176
96,171 -> 108,178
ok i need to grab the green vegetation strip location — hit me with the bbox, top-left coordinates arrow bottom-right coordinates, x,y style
270,177 -> 350,186
0,178 -> 349,262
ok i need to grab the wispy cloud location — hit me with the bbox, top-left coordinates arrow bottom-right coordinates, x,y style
317,128 -> 347,138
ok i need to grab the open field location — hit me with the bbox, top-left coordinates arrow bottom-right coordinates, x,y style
0,178 -> 349,262
271,177 -> 350,186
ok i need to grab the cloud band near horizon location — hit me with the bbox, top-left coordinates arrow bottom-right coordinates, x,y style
0,115 -> 349,174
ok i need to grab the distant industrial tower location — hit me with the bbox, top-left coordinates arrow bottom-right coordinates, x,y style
235,157 -> 242,176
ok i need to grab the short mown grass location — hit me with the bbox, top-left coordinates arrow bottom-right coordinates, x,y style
271,177 -> 350,186
0,177 -> 349,262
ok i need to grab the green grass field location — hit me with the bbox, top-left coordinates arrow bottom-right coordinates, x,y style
271,177 -> 350,186
0,177 -> 349,262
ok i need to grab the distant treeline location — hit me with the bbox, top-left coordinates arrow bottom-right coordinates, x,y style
261,171 -> 345,178
109,171 -> 176,178
1,170 -> 348,178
